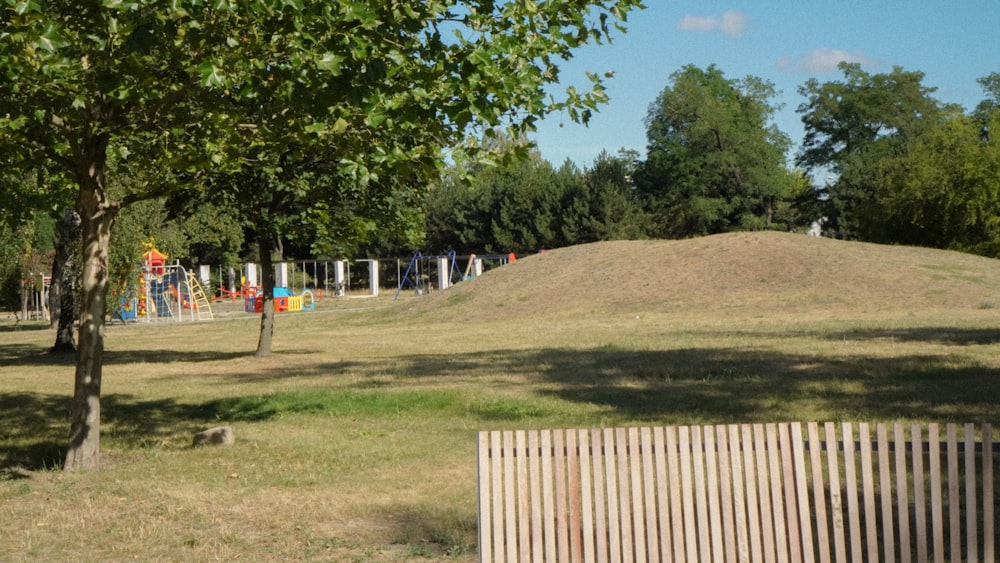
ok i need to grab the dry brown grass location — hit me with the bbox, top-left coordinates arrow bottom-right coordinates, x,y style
2,232 -> 999,561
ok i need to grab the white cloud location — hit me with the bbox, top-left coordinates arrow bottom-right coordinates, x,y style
780,48 -> 875,73
678,11 -> 747,37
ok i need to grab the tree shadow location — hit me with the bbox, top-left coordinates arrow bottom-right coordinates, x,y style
823,326 -> 1000,346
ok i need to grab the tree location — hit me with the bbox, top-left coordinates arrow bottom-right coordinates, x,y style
635,65 -> 802,238
872,109 -> 1000,256
560,150 -> 648,243
1,0 -> 643,470
796,63 -> 950,239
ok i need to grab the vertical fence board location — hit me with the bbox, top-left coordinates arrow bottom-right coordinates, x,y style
477,432 -> 492,563
679,426 -> 698,563
640,427 -> 660,563
603,428 -> 621,562
859,423 -> 879,562
566,430 -> 582,563
766,423 -> 790,563
842,423 -> 864,563
808,422 -> 832,563
666,426 -> 688,563
652,427 -> 672,563
615,428 -> 634,563
578,430 -> 595,563
704,427 -> 725,563
742,424 -> 764,563
912,423 -> 929,563
894,423 -> 911,563
790,423 -> 815,561
692,426 -> 712,562
727,425 -> 750,563
502,431 -> 517,562
515,430 -> 531,562
717,426 -> 738,563
948,424 -> 961,563
553,430 -> 570,563
626,427 -> 644,563
929,423 -> 944,563
541,430 -> 557,561
876,423 -> 896,562
984,425 -> 995,563
754,424 -> 777,563
965,424 -> 978,563
590,429 -> 608,563
528,430 -> 544,563
823,422 -> 848,563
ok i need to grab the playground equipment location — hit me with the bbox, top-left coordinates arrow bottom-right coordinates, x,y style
244,287 -> 316,313
117,247 -> 213,322
395,251 -> 462,299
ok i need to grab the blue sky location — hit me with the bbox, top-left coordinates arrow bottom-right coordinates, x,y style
529,1 -> 1000,168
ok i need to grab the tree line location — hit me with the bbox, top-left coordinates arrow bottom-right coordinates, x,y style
425,63 -> 1000,256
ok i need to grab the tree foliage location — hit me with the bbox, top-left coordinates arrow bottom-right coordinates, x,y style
635,65 -> 802,238
796,63 -> 950,238
425,148 -> 647,254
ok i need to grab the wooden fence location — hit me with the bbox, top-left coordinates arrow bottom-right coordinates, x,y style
477,422 -> 997,562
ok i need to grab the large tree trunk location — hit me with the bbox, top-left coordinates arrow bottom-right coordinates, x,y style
255,236 -> 276,358
65,143 -> 116,472
50,208 -> 82,354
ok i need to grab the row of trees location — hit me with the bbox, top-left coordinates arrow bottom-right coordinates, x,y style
424,63 -> 1000,257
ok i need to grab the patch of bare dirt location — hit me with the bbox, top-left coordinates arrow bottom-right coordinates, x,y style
399,232 -> 1000,322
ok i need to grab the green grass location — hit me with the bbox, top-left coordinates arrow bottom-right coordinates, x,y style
1,291 -> 999,561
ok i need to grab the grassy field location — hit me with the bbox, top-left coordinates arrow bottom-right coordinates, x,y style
2,232 -> 1000,561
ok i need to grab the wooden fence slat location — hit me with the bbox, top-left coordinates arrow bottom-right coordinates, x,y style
842,423 -> 864,563
566,429 -> 582,563
679,426 -> 698,563
640,427 -> 660,563
477,431 -> 492,563
859,423 -> 879,562
766,423 -> 790,563
947,424 -> 960,563
553,430 -> 570,563
716,425 -> 737,563
626,427 -> 645,563
965,424 -> 978,563
894,423 -> 911,563
929,423 -> 944,563
704,426 -> 725,563
778,423 -> 802,563
912,423 -> 929,563
590,429 -> 609,563
754,423 -> 777,563
876,423 -> 896,562
808,422 -> 832,563
666,426 -> 688,563
578,429 -> 595,563
742,424 -> 764,563
616,428 -> 634,563
824,422 -> 848,563
984,425 -> 995,563
502,431 -> 517,563
726,425 -> 750,563
692,426 -> 712,563
490,430 -> 505,563
528,430 -> 544,563
604,428 -> 622,562
541,430 -> 557,561
652,427 -> 672,563
515,430 -> 531,563
790,423 -> 814,561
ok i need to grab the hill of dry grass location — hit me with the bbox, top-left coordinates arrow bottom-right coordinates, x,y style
400,231 -> 1000,323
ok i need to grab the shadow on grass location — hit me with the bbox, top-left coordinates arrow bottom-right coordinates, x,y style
0,392 -> 230,474
0,346 -> 253,367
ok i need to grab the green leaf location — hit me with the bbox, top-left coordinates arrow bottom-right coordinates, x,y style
198,61 -> 225,88
316,53 -> 344,75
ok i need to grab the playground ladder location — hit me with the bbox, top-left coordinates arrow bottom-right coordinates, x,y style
186,272 -> 214,320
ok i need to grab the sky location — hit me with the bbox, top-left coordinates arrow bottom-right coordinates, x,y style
528,1 -> 1000,168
